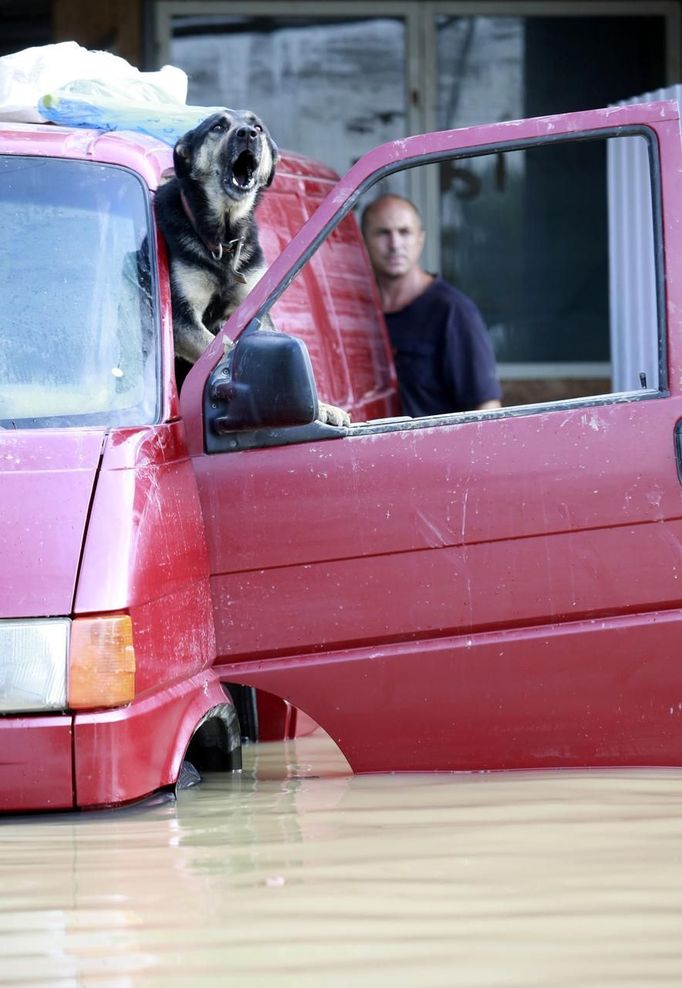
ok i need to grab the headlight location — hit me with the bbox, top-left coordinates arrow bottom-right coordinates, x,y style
0,614 -> 136,714
0,618 -> 69,712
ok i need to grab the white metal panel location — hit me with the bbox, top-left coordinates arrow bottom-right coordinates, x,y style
608,85 -> 682,393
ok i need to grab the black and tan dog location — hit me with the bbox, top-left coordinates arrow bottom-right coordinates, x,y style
155,108 -> 278,366
155,109 -> 349,425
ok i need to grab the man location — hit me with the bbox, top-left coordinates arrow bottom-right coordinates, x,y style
361,194 -> 501,416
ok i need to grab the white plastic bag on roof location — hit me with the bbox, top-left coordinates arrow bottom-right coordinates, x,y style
0,41 -> 188,123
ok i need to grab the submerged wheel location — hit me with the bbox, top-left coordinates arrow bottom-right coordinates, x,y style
179,702 -> 242,790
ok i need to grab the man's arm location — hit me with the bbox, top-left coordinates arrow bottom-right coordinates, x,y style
444,292 -> 502,411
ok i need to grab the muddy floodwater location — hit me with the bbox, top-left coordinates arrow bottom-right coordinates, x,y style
3,731 -> 682,987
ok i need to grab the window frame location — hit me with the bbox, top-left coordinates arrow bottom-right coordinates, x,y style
257,125 -> 668,432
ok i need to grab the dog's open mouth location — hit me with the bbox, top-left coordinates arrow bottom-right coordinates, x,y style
229,149 -> 258,193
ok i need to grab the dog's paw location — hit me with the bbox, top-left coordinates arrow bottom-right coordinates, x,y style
318,401 -> 350,427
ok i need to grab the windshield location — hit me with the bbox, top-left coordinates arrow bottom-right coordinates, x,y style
0,155 -> 158,428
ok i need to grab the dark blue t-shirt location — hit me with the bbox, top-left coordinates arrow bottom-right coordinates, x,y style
385,277 -> 501,416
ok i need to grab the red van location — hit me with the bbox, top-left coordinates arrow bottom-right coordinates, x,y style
3,98 -> 682,812
0,121 -> 398,812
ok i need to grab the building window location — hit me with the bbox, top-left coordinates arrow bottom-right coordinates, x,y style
154,1 -> 677,393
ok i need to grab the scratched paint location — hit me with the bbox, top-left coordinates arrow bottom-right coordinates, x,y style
2,730 -> 682,985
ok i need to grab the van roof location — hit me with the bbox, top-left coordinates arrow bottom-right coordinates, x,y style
0,119 -> 340,189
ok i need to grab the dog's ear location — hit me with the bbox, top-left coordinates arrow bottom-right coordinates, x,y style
173,138 -> 192,179
264,138 -> 279,188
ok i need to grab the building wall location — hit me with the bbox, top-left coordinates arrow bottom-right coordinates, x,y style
52,0 -> 143,65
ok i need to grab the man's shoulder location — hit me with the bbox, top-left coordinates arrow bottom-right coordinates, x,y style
424,277 -> 481,321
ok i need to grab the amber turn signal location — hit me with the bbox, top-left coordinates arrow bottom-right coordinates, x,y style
68,614 -> 136,709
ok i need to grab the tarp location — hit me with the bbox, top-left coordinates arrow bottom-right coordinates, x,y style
0,41 -> 221,145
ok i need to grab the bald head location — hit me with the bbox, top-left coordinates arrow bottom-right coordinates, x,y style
361,194 -> 423,236
361,194 -> 426,281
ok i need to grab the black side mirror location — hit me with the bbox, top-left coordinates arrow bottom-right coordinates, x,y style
204,330 -> 343,453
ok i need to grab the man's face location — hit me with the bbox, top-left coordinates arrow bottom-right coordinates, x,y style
363,199 -> 425,279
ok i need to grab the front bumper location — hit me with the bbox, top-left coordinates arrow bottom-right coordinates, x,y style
0,714 -> 73,812
0,669 -> 238,813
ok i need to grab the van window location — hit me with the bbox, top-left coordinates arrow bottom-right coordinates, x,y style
0,157 -> 158,429
353,130 -> 662,414
435,133 -> 661,405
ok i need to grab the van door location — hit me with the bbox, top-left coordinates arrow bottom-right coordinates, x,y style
183,101 -> 682,774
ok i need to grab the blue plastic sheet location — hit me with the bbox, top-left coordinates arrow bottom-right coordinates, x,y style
38,92 -> 224,146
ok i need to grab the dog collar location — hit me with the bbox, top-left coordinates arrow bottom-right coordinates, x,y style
179,190 -> 246,276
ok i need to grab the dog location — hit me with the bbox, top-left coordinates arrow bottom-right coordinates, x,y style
155,109 -> 349,426
155,108 -> 277,366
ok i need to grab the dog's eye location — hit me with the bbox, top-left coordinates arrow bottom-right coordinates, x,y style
212,120 -> 228,133
254,124 -> 263,132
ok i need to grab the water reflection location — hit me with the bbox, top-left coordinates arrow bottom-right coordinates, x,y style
3,732 -> 682,986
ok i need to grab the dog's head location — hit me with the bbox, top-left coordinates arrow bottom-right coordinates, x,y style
174,109 -> 278,218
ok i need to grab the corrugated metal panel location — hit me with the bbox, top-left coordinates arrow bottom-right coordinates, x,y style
608,86 -> 682,393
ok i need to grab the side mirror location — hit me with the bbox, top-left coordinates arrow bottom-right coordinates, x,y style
204,330 -> 342,453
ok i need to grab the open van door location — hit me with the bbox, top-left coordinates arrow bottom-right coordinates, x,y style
181,101 -> 682,774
